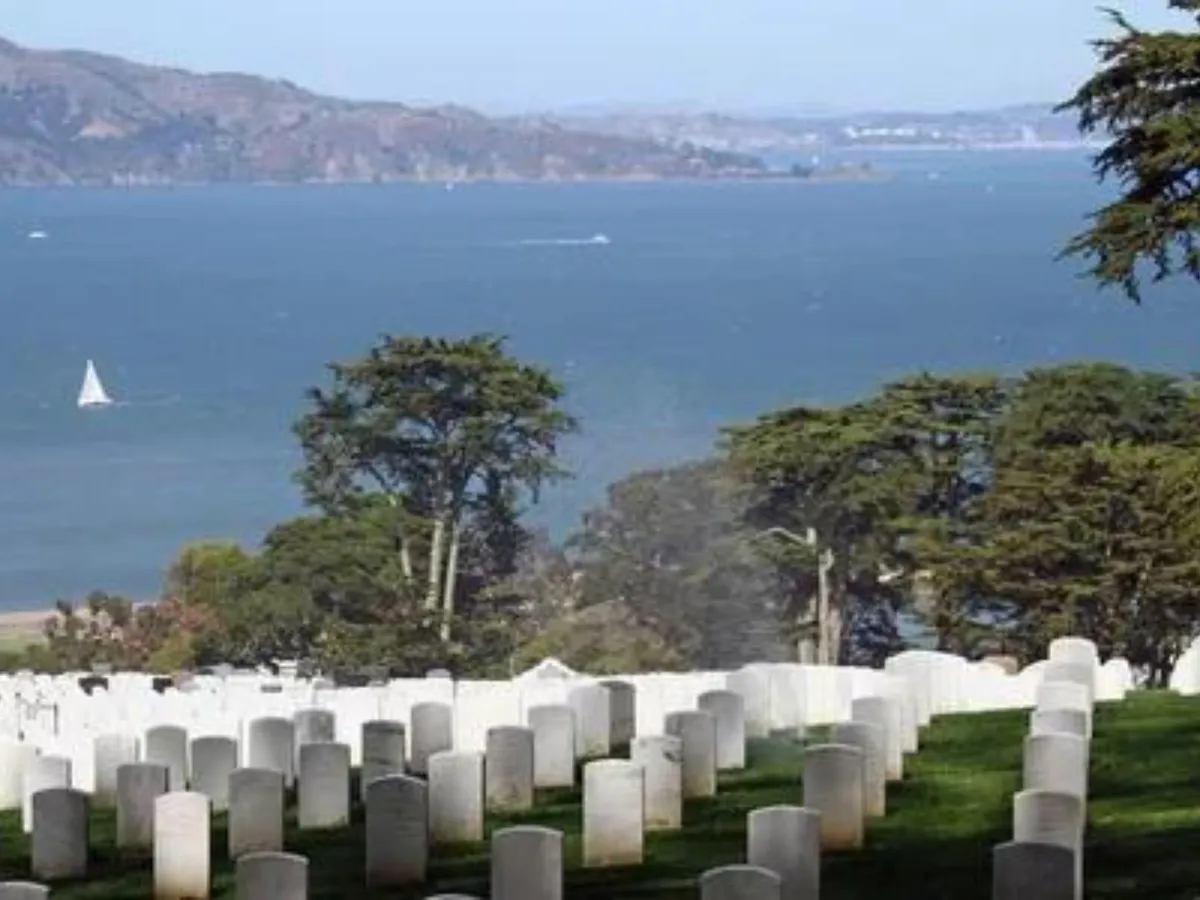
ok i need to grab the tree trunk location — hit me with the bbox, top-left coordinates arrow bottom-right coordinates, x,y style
816,546 -> 836,664
425,515 -> 446,612
439,523 -> 461,642
399,536 -> 414,583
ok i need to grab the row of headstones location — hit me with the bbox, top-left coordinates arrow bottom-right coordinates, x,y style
0,814 -> 810,900
0,683 -> 719,888
2,685 -> 919,898
993,640 -> 1098,900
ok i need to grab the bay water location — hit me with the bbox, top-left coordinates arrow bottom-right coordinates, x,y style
1,151 -> 1197,607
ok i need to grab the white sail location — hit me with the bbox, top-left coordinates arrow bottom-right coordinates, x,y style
77,360 -> 113,408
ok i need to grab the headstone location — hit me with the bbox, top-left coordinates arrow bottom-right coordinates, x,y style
0,742 -> 37,812
236,851 -> 308,900
568,684 -> 612,758
597,679 -> 637,747
527,705 -> 575,788
698,690 -> 747,771
802,744 -> 864,851
428,751 -> 484,844
365,775 -> 429,887
410,702 -> 454,776
360,720 -> 406,801
630,735 -> 682,831
1022,734 -> 1088,801
664,710 -> 718,798
491,826 -> 563,900
116,762 -> 169,851
31,788 -> 88,880
144,725 -> 189,792
726,666 -> 771,739
297,743 -> 350,829
229,768 -> 285,858
191,736 -> 238,812
993,840 -> 1075,900
1036,681 -> 1092,724
22,755 -> 71,834
248,718 -> 296,788
1013,790 -> 1084,900
485,726 -> 534,812
1030,709 -> 1090,741
94,734 -> 138,808
850,695 -> 902,782
154,791 -> 210,900
0,884 -> 49,900
292,709 -> 336,768
747,805 -> 820,900
830,720 -> 887,818
582,759 -> 644,867
982,655 -> 1020,675
699,864 -> 783,900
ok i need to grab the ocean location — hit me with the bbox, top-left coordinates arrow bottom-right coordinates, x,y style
1,151 -> 1197,609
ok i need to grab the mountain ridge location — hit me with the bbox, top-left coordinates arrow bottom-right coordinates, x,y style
0,37 -> 769,186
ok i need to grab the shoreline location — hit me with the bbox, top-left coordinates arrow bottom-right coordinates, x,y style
0,608 -> 54,643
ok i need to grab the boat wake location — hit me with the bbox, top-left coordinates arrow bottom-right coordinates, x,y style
113,394 -> 182,409
517,233 -> 611,247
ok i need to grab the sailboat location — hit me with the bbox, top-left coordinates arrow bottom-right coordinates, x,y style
77,360 -> 114,409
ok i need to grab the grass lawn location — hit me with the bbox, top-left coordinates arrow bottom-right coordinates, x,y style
1,691 -> 1197,898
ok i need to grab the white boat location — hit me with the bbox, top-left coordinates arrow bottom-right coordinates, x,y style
77,359 -> 114,409
591,233 -> 611,245
27,230 -> 47,240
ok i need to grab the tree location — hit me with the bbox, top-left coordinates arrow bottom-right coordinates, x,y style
294,334 -> 578,642
725,373 -> 1002,665
511,600 -> 687,675
165,541 -> 256,608
916,364 -> 1200,676
1059,2 -> 1200,300
567,460 -> 789,669
928,442 -> 1200,681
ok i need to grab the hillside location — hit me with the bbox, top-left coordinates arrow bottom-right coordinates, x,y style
0,37 -> 768,186
0,693 -> 1194,897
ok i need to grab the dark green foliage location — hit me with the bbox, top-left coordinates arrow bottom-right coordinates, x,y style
727,363 -> 1200,673
1060,3 -> 1200,299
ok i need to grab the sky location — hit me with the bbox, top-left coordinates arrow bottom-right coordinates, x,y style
1,2 -> 1190,114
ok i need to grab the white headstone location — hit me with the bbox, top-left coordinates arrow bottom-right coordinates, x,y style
802,744 -> 864,851
491,826 -> 563,900
428,751 -> 484,844
365,775 -> 428,887
665,710 -> 717,798
154,791 -> 211,900
582,760 -> 643,867
568,684 -> 612,759
485,726 -> 534,813
630,735 -> 682,832
31,788 -> 89,881
229,768 -> 285,858
297,743 -> 350,830
527,705 -> 575,789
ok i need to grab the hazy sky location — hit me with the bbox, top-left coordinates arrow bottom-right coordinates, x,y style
2,2 -> 1189,113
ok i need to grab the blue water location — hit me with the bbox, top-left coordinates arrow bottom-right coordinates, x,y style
1,152 -> 1197,607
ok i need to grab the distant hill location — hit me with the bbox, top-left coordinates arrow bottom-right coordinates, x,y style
540,103 -> 1102,155
0,37 -> 769,186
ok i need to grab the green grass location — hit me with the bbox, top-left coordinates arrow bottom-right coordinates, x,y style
2,692 -> 1199,898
